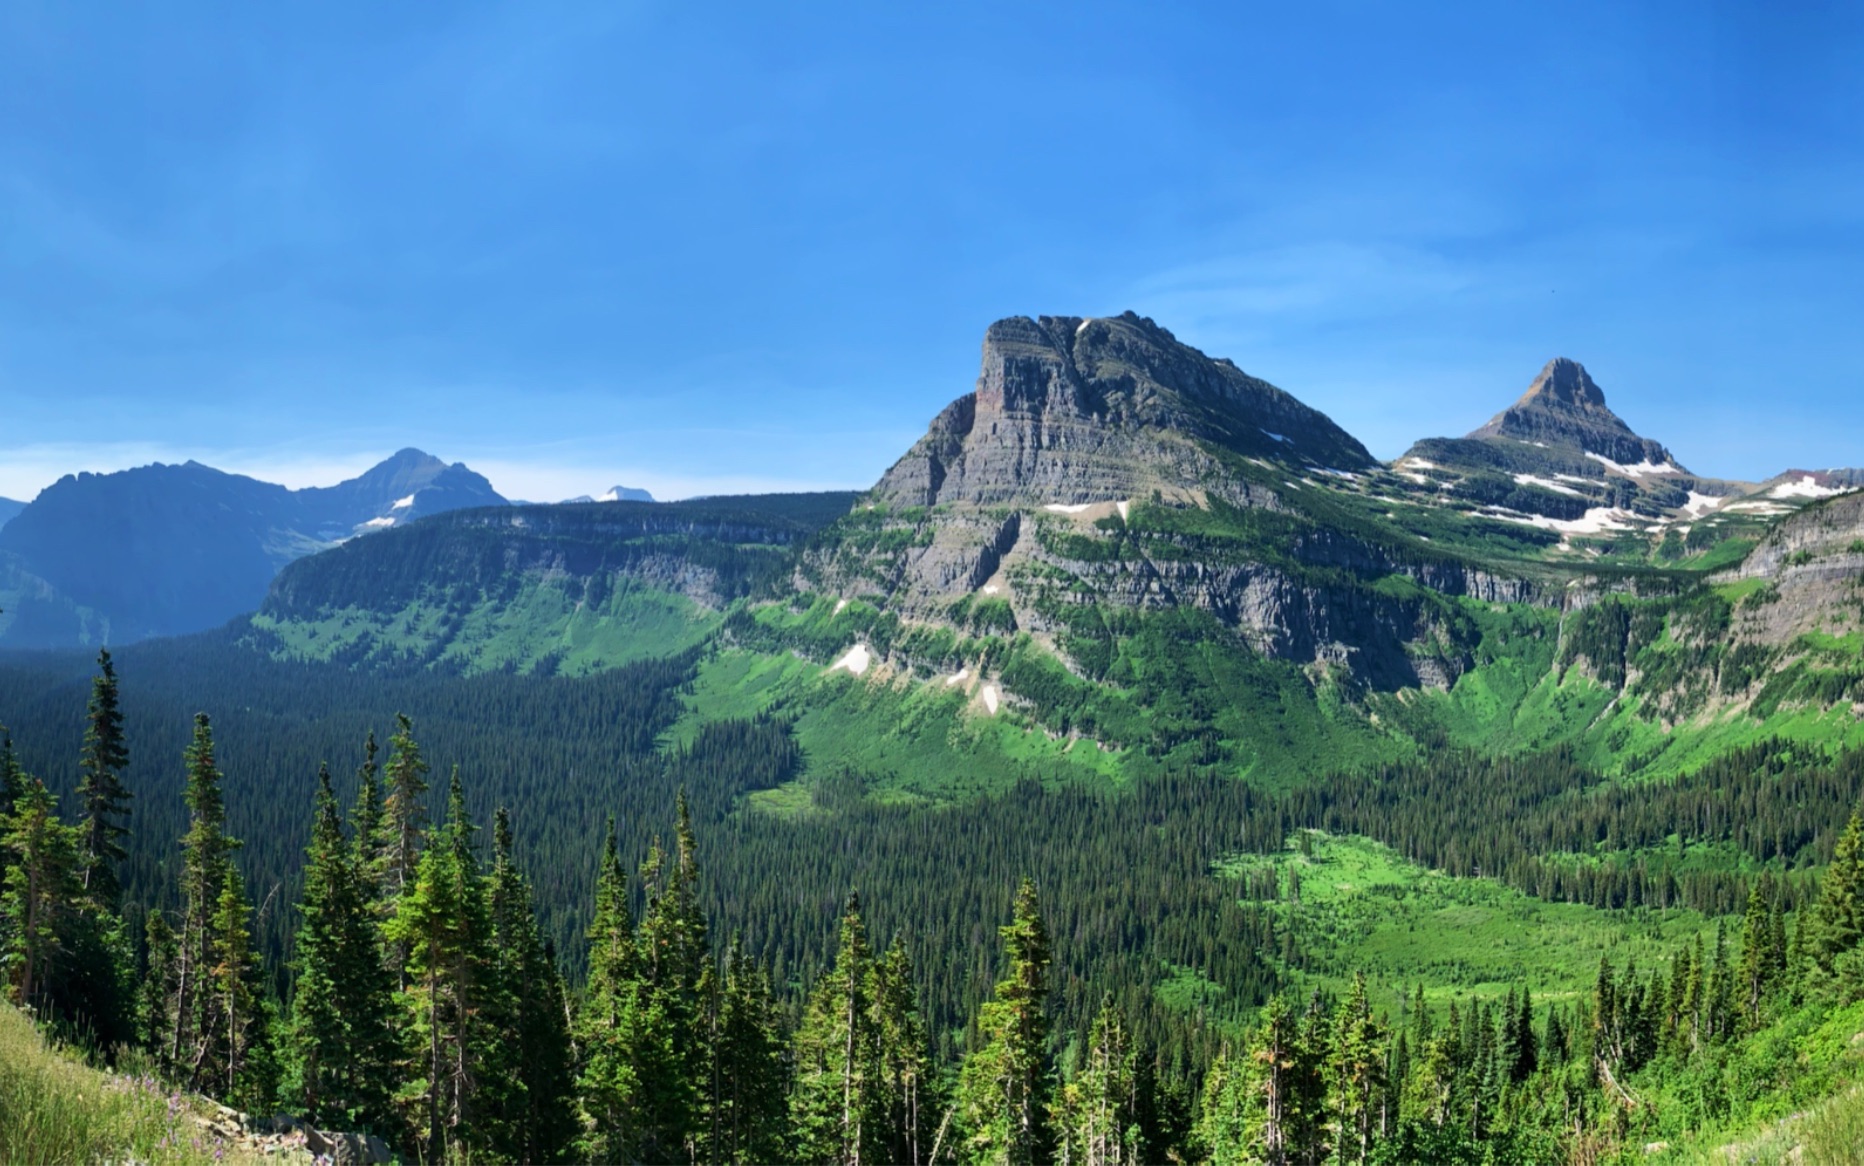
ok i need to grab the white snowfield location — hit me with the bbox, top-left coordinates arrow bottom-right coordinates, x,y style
829,644 -> 872,676
1483,506 -> 1642,535
945,668 -> 969,687
1398,458 -> 1441,471
1261,429 -> 1291,443
1724,501 -> 1792,515
1683,492 -> 1725,516
833,598 -> 848,615
1117,500 -> 1130,521
1043,503 -> 1094,514
981,684 -> 1001,715
1584,451 -> 1681,477
981,584 -> 1002,596
391,494 -> 417,510
1076,318 -> 1094,334
1769,475 -> 1847,499
1513,473 -> 1584,497
362,516 -> 396,528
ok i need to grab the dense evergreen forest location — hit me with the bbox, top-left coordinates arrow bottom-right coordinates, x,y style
7,644 -> 1864,1162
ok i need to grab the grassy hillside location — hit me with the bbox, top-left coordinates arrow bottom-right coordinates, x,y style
0,1003 -> 251,1165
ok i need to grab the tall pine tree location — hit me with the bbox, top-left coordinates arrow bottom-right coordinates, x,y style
792,890 -> 879,1166
388,767 -> 495,1163
75,649 -> 130,906
0,774 -> 83,1012
486,807 -> 577,1165
956,877 -> 1055,1166
575,815 -> 643,1163
287,762 -> 399,1133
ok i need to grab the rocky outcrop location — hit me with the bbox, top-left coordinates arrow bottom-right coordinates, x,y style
1717,490 -> 1864,646
872,312 -> 1376,509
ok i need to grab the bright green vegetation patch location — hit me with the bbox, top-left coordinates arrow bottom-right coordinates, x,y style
1153,962 -> 1227,1016
673,649 -> 1130,807
1675,1077 -> 1864,1165
1217,833 -> 1715,1010
0,1003 -> 239,1165
252,577 -> 718,675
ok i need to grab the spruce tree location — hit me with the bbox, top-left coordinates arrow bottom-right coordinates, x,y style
870,936 -> 937,1166
171,713 -> 241,1091
1197,994 -> 1309,1166
486,807 -> 577,1165
1738,876 -> 1778,1014
74,649 -> 131,906
287,763 -> 399,1132
210,864 -> 270,1109
1330,973 -> 1386,1166
576,815 -> 643,1163
388,767 -> 494,1163
374,713 -> 429,911
140,909 -> 178,1069
708,937 -> 790,1165
0,727 -> 23,840
1058,994 -> 1140,1166
350,730 -> 383,889
1813,810 -> 1864,971
956,877 -> 1054,1166
633,793 -> 711,1162
0,774 -> 83,1011
792,890 -> 878,1166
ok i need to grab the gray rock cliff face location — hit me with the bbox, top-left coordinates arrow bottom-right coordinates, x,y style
1717,490 -> 1864,647
801,314 -> 1561,691
873,312 -> 1375,509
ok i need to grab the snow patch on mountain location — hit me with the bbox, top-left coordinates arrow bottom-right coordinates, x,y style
1483,506 -> 1643,535
1769,475 -> 1847,500
1513,473 -> 1584,497
830,644 -> 872,676
1584,452 -> 1680,477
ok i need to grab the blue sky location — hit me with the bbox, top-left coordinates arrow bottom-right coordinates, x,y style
2,0 -> 1861,501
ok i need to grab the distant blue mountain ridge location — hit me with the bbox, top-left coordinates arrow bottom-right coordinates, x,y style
0,448 -> 506,648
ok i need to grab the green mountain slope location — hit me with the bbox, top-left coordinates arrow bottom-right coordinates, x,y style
239,316 -> 1864,804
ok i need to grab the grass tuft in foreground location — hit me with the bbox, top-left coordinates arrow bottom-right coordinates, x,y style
0,1003 -> 248,1166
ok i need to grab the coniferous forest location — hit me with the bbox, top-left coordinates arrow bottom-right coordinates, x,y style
9,643 -> 1864,1164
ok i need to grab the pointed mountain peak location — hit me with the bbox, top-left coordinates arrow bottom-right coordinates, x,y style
1516,357 -> 1608,411
1466,358 -> 1680,472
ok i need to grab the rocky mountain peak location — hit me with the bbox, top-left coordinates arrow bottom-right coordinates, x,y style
1516,357 -> 1608,411
1468,358 -> 1678,471
872,311 -> 1373,508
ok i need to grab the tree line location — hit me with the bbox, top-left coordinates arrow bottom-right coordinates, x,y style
11,652 -> 1864,1161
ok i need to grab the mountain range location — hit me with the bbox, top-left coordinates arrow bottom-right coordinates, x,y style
216,312 -> 1864,789
0,449 -> 506,647
7,311 -> 1862,767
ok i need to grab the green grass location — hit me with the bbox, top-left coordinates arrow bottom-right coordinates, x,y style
671,649 -> 1133,808
0,1003 -> 246,1165
254,577 -> 719,675
1216,832 -> 1717,1013
1648,1001 -> 1864,1163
